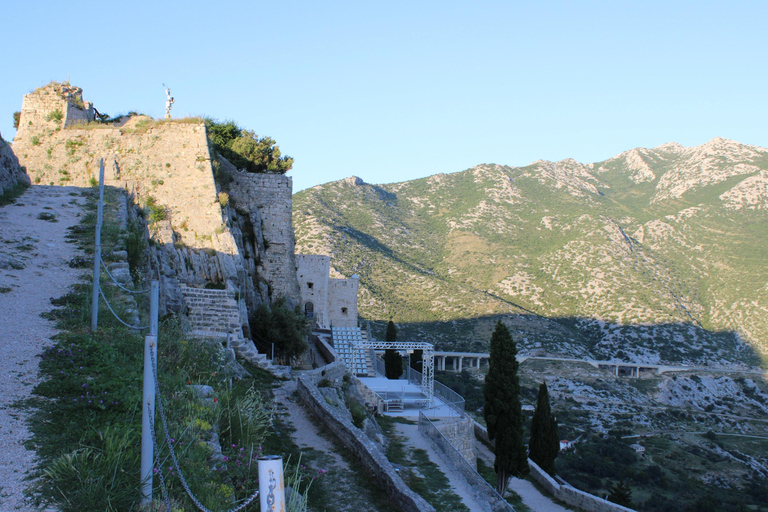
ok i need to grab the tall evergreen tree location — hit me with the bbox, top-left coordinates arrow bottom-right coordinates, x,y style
528,382 -> 559,476
384,321 -> 402,379
483,321 -> 528,493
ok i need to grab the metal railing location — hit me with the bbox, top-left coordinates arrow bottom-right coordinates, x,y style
409,367 -> 465,415
419,412 -> 514,512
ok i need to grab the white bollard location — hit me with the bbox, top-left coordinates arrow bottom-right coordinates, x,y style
258,456 -> 286,512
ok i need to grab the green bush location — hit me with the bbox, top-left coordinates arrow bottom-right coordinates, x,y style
205,118 -> 293,174
47,109 -> 64,123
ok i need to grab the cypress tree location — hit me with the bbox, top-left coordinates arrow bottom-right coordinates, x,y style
528,382 -> 559,476
384,321 -> 402,379
483,320 -> 528,494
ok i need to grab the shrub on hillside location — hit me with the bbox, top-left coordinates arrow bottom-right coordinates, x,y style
205,118 -> 293,174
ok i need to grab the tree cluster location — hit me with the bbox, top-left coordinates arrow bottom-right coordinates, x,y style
205,118 -> 294,174
249,297 -> 308,361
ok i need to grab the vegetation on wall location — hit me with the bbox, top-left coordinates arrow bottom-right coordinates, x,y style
205,118 -> 293,174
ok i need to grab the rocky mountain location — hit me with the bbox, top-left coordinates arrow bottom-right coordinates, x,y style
293,138 -> 768,366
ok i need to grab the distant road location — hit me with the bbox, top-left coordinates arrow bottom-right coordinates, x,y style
433,351 -> 766,377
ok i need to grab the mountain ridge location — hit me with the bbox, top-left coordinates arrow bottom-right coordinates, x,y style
294,138 -> 768,367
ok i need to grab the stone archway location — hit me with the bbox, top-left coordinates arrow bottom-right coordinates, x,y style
304,301 -> 315,319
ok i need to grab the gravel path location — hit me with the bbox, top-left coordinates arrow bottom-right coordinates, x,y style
0,185 -> 86,510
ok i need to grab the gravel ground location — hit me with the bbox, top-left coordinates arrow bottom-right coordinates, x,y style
0,185 -> 86,511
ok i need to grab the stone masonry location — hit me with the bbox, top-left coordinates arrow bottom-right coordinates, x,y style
0,133 -> 29,196
222,163 -> 302,305
15,82 -> 94,140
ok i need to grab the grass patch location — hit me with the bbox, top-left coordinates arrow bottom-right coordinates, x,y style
37,211 -> 57,222
19,186 -> 311,511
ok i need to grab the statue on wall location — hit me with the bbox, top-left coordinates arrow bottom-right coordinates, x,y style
163,84 -> 175,119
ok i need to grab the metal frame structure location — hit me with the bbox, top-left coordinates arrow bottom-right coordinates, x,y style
355,340 -> 434,405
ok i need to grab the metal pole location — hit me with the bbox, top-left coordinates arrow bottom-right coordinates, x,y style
140,281 -> 160,506
90,159 -> 105,331
258,456 -> 286,512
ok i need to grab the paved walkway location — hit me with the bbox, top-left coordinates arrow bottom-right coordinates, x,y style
0,185 -> 86,510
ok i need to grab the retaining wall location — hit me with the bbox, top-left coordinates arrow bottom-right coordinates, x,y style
297,363 -> 435,512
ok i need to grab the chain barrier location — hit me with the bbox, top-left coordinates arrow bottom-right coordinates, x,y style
98,283 -> 149,330
101,258 -> 151,295
148,349 -> 263,512
147,403 -> 174,512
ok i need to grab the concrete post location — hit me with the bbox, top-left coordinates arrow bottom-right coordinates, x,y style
458,357 -> 463,372
90,159 -> 105,331
258,456 -> 286,511
140,281 -> 159,506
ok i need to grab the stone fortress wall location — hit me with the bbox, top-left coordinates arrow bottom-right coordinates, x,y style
296,254 -> 359,328
222,168 -> 301,306
13,84 -> 223,244
10,83 -> 303,325
15,82 -> 94,140
296,254 -> 331,326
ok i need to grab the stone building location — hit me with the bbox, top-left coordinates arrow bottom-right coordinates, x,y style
296,254 -> 359,328
15,82 -> 94,139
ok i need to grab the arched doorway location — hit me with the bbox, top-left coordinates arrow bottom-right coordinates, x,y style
304,301 -> 315,319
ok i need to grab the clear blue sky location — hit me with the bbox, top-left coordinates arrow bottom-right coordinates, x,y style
2,1 -> 767,193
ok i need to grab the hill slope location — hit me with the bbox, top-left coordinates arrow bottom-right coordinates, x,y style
293,139 -> 768,366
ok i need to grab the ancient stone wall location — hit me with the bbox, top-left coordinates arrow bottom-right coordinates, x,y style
13,117 -> 222,244
224,169 -> 301,304
297,364 -> 435,512
296,254 -> 331,326
328,276 -> 359,328
0,134 -> 29,196
435,416 -> 476,467
15,83 -> 94,139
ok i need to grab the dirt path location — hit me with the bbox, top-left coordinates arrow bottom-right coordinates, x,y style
274,380 -> 394,512
0,185 -> 86,510
475,439 -> 571,512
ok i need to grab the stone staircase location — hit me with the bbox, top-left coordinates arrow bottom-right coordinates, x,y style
180,284 -> 291,378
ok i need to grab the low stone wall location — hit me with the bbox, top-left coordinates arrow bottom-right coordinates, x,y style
527,459 -> 635,512
474,423 -> 636,512
436,416 -> 476,467
313,333 -> 337,363
420,413 -> 512,512
297,364 -> 434,512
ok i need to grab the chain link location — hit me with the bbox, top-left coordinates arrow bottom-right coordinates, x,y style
147,402 -> 174,511
267,469 -> 276,510
98,283 -> 149,330
101,258 -> 151,294
149,348 -> 261,512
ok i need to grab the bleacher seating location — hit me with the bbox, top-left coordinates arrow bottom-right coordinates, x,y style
331,326 -> 375,376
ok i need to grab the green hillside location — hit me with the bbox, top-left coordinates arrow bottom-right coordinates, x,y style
293,138 -> 768,367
